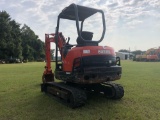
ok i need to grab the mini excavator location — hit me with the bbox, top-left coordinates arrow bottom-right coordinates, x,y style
41,3 -> 124,108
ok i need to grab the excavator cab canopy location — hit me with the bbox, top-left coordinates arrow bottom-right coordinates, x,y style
56,3 -> 106,45
59,4 -> 99,21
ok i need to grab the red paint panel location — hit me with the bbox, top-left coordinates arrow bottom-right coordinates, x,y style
62,46 -> 115,71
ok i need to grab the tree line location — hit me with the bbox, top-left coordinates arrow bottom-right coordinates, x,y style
118,49 -> 146,55
0,11 -> 45,62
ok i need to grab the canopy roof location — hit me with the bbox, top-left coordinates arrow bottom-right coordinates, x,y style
59,4 -> 101,21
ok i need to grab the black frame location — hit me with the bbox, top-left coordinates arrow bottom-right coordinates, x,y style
55,3 -> 106,69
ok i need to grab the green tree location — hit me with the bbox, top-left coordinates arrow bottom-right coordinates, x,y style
0,11 -> 11,59
0,11 -> 45,61
0,11 -> 22,59
10,20 -> 22,59
131,50 -> 144,55
118,49 -> 129,53
21,24 -> 45,61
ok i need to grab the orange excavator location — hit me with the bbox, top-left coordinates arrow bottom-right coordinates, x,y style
41,3 -> 124,108
146,48 -> 160,61
135,47 -> 160,61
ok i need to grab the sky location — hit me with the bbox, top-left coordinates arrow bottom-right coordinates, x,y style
0,0 -> 160,52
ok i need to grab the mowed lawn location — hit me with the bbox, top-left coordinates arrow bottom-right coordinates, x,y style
0,61 -> 160,120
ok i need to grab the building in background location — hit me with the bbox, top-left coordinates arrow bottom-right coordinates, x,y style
116,52 -> 133,60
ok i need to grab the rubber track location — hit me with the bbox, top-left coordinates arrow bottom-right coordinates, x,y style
44,82 -> 87,108
103,82 -> 124,99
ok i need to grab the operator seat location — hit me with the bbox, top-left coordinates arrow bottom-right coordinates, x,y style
76,31 -> 93,46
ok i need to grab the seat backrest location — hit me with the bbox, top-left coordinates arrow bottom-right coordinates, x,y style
77,31 -> 93,45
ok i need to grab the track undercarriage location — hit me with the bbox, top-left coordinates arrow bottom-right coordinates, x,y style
41,81 -> 124,108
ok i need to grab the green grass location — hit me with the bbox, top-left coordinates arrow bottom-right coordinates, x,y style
0,61 -> 160,120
